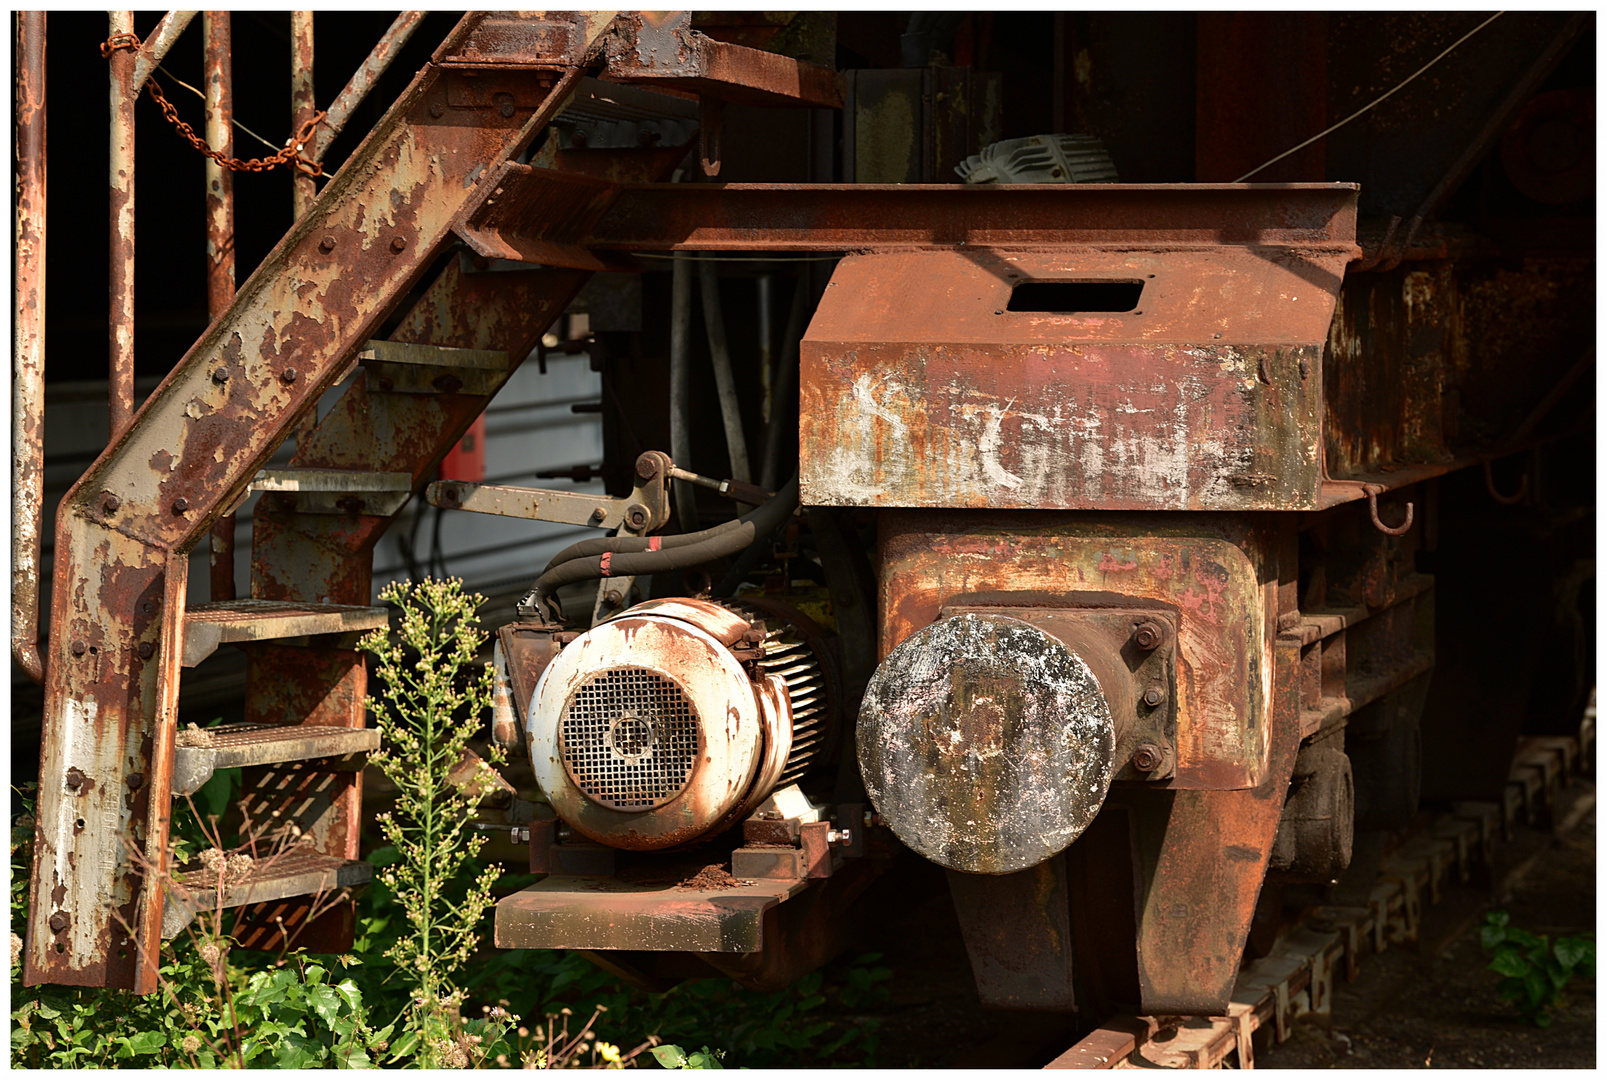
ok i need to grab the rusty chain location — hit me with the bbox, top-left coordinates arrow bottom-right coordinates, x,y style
102,31 -> 327,178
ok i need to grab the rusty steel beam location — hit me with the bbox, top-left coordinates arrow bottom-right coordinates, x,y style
311,10 -> 428,160
456,171 -> 1361,260
13,11 -> 46,685
108,11 -> 137,441
131,11 -> 198,92
205,11 -> 237,601
28,11 -> 609,992
602,11 -> 843,109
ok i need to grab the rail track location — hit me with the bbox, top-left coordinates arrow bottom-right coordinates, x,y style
1045,701 -> 1596,1070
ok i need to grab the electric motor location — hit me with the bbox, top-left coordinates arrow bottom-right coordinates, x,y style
526,597 -> 835,850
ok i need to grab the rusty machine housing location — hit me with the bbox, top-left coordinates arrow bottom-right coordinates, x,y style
18,9 -> 1593,1032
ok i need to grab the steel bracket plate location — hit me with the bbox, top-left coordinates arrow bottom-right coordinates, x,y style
494,874 -> 812,953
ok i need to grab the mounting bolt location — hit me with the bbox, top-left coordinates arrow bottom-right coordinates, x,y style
211,368 -> 229,384
318,235 -> 336,253
126,773 -> 142,790
1133,620 -> 1166,651
624,504 -> 649,530
376,375 -> 395,392
102,494 -> 121,514
48,912 -> 68,932
64,767 -> 85,790
635,453 -> 660,481
441,486 -> 462,507
390,236 -> 408,253
589,506 -> 607,524
1143,686 -> 1166,708
137,642 -> 154,660
70,640 -> 87,657
429,102 -> 445,118
1131,743 -> 1164,773
280,367 -> 298,384
171,497 -> 189,514
828,829 -> 852,845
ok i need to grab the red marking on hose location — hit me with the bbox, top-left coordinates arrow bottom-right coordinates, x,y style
648,536 -> 662,551
600,552 -> 612,577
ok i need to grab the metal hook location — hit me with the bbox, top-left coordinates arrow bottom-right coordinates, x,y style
1363,484 -> 1414,536
1483,459 -> 1528,505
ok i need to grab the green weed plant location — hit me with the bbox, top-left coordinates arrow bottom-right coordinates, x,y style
1481,910 -> 1595,1027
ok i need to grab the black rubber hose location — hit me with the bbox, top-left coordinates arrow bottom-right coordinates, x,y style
528,476 -> 800,620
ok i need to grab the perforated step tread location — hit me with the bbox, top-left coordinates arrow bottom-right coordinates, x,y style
182,599 -> 388,667
172,722 -> 381,795
161,851 -> 371,939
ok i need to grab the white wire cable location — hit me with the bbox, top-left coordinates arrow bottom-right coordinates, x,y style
1234,11 -> 1505,183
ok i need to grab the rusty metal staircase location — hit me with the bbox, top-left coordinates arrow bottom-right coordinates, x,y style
24,11 -> 841,992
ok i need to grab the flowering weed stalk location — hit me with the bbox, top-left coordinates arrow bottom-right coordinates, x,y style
360,578 -> 503,1067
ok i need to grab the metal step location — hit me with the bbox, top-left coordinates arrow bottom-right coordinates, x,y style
182,599 -> 389,667
249,468 -> 414,516
161,850 -> 372,939
172,722 -> 381,796
357,339 -> 511,394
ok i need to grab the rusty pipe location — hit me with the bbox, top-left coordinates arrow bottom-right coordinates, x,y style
13,11 -> 46,684
204,11 -> 237,600
311,10 -> 426,159
109,11 -> 137,441
698,257 -> 752,484
670,251 -> 698,531
131,10 -> 198,92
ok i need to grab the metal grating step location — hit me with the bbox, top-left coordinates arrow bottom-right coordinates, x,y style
182,599 -> 389,667
161,850 -> 372,940
357,339 -> 511,394
172,722 -> 381,796
249,468 -> 413,516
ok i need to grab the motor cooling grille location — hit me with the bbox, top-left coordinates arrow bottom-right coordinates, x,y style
559,666 -> 701,811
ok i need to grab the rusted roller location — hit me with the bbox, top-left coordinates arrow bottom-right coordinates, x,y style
858,613 -> 1116,875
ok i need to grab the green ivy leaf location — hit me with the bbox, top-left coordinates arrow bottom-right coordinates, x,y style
1489,949 -> 1531,978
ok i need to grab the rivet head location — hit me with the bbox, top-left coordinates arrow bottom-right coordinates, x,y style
429,102 -> 445,118
48,912 -> 68,932
70,640 -> 87,656
137,641 -> 155,659
102,494 -> 121,513
1143,686 -> 1166,708
172,497 -> 189,514
280,367 -> 298,384
390,236 -> 408,253
211,368 -> 229,384
318,235 -> 336,253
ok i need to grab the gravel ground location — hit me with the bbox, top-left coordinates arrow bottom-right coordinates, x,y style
1258,782 -> 1596,1070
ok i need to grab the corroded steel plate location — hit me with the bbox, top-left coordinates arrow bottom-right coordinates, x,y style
858,613 -> 1115,874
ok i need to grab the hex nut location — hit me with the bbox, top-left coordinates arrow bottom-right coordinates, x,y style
1143,686 -> 1166,708
172,497 -> 189,514
70,640 -> 87,657
624,504 -> 649,529
318,236 -> 336,253
390,236 -> 408,253
1131,743 -> 1164,772
1133,620 -> 1166,651
48,912 -> 68,932
102,494 -> 121,513
280,367 -> 298,384
137,642 -> 154,660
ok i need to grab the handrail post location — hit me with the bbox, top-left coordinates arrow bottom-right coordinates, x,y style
109,10 -> 137,440
205,10 -> 237,600
13,10 -> 47,684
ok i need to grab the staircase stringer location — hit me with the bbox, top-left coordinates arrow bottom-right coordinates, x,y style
26,12 -> 617,993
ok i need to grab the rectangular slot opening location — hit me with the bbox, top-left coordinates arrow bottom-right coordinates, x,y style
1007,280 -> 1144,314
